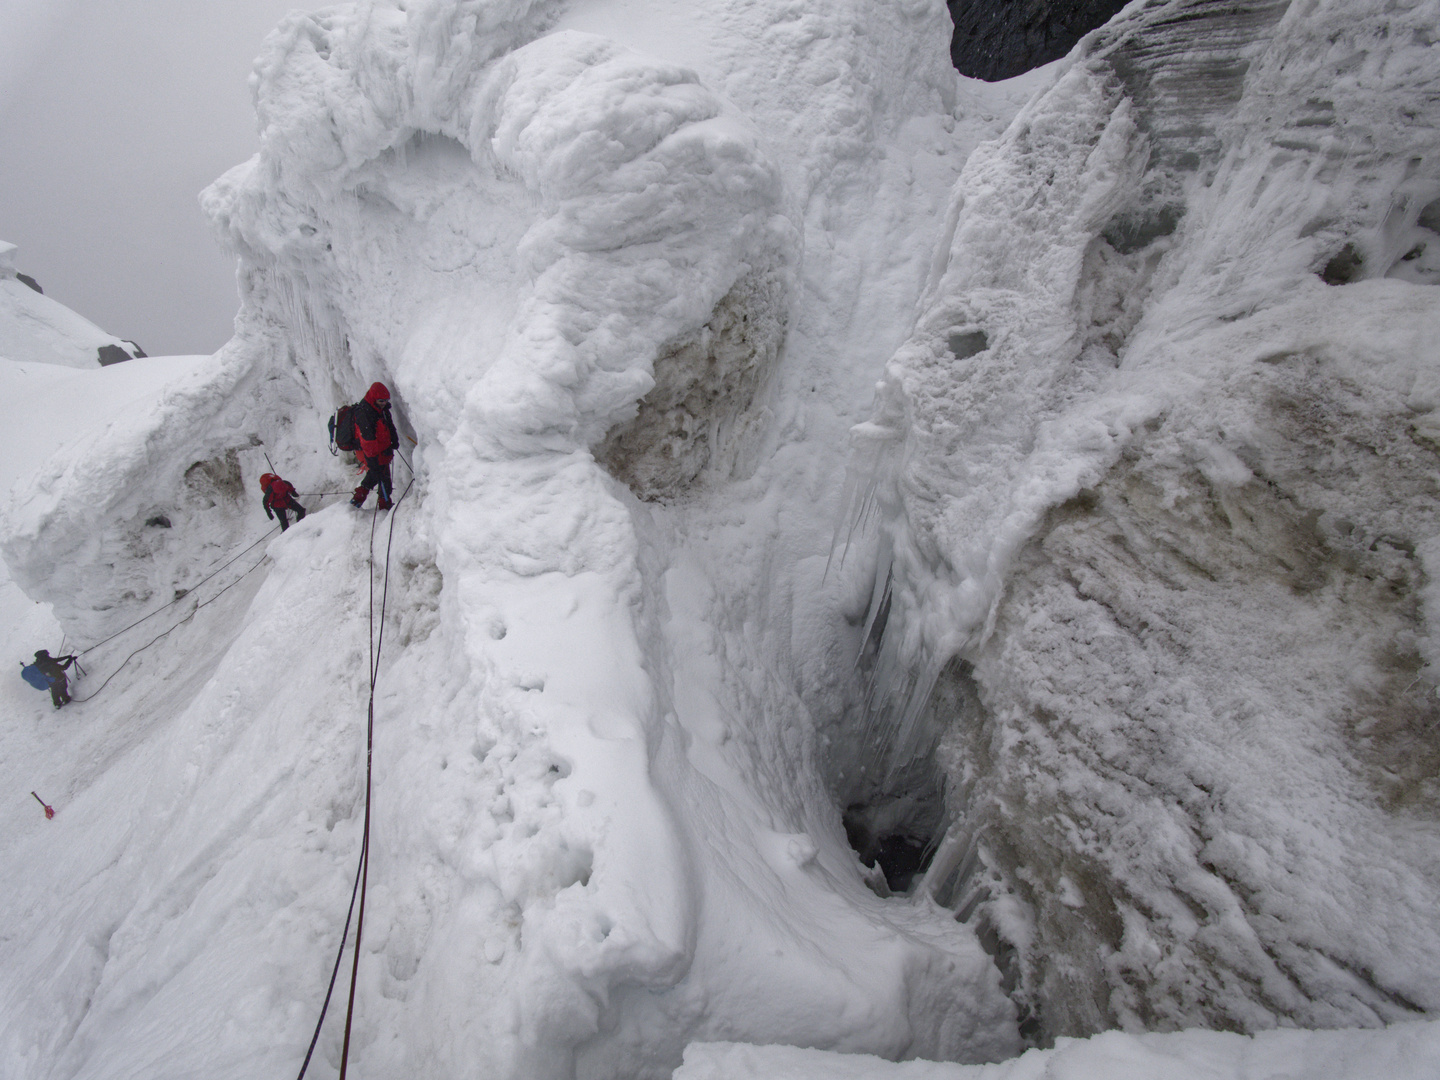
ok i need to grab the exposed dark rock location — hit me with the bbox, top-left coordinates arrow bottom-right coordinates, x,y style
123,339 -> 147,358
15,272 -> 42,294
97,344 -> 133,367
947,328 -> 989,359
145,515 -> 172,529
947,0 -> 1131,81
1321,242 -> 1364,285
596,269 -> 786,501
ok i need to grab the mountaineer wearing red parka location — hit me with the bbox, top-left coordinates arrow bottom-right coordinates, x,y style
351,381 -> 397,510
259,472 -> 307,531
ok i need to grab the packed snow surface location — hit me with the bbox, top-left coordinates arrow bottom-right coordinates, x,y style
679,1020 -> 1440,1080
2,0 -> 1439,1078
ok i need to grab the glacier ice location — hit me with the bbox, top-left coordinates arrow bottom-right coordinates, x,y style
3,0 -> 1440,1077
849,0 -> 1440,1043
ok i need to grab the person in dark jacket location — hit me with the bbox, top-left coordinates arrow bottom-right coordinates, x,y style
33,649 -> 76,708
259,473 -> 307,531
351,381 -> 398,510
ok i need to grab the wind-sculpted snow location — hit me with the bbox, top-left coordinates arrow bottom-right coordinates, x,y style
1,1 -> 1032,1078
853,0 -> 1440,1043
12,0 -> 1438,1075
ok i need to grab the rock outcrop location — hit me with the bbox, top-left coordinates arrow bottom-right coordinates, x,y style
947,0 -> 1131,81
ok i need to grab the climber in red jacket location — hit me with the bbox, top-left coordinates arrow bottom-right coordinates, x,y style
259,472 -> 307,531
351,381 -> 397,510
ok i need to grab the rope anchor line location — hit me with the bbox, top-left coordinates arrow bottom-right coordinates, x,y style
65,494 -> 350,699
296,475 -> 414,1080
76,526 -> 282,659
70,543 -> 276,703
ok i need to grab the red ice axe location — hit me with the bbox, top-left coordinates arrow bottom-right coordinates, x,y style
31,791 -> 54,820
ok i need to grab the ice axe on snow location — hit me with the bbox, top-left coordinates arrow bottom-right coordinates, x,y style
31,791 -> 54,820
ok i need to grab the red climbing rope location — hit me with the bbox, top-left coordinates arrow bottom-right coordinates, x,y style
295,474 -> 415,1080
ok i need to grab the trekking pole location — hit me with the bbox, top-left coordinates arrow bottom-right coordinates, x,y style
264,452 -> 278,474
31,792 -> 54,820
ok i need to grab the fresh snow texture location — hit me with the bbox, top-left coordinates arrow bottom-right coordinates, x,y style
5,0 -> 1440,1077
678,1020 -> 1440,1080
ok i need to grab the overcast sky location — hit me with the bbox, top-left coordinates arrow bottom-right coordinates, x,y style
0,1 -> 316,356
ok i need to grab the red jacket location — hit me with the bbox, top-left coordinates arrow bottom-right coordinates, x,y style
262,476 -> 299,510
353,383 -> 396,466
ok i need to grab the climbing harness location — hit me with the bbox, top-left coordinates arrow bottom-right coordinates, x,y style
295,474 -> 415,1080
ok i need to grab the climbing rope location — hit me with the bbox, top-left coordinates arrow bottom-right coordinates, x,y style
76,527 -> 281,657
70,542 -> 275,703
291,823 -> 365,1079
295,474 -> 415,1080
63,489 -> 353,687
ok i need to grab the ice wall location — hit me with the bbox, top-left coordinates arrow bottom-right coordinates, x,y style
1,1 -> 1039,1077
853,0 -> 1440,1042
196,2 -> 1020,1074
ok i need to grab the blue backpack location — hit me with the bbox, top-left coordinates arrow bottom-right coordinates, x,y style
20,663 -> 49,691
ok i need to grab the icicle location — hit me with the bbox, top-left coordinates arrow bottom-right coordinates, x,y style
883,654 -> 944,785
824,420 -> 898,581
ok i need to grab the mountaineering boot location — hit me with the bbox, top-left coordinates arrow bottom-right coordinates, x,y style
352,485 -> 368,508
377,492 -> 393,511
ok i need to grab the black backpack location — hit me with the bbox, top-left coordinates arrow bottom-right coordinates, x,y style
328,404 -> 358,454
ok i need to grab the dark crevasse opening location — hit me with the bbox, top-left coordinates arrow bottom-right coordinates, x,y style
825,563 -> 951,898
842,795 -> 941,895
947,0 -> 1132,81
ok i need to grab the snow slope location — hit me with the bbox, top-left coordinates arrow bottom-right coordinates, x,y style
3,0 -> 1439,1077
0,241 -> 143,369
